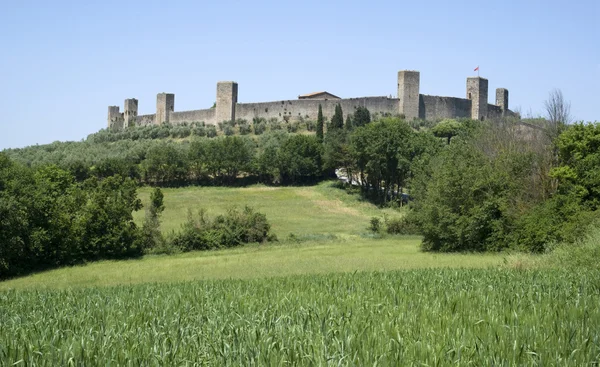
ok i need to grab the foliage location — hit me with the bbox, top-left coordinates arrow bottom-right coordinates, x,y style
171,206 -> 272,251
352,106 -> 371,128
542,226 -> 600,270
508,122 -> 600,251
277,135 -> 323,183
368,217 -> 381,233
329,103 -> 344,130
349,117 -> 429,204
0,154 -> 143,278
139,187 -> 165,251
430,118 -> 463,144
384,216 -> 420,235
316,104 -> 324,142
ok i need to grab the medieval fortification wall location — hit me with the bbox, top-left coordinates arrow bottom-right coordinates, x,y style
107,70 -> 515,129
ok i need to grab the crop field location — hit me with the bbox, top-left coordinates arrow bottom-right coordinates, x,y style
2,269 -> 599,365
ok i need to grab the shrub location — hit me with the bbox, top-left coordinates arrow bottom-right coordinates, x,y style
369,217 -> 382,233
206,126 -> 218,138
171,206 -> 272,252
385,216 -> 420,235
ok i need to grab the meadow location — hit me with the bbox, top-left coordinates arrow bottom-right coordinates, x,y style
132,181 -> 400,237
1,182 -> 510,290
2,182 -> 598,365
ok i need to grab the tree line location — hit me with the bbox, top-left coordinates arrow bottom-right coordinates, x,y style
0,153 -> 276,279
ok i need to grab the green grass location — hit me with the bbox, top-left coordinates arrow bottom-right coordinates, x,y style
1,181 -> 518,290
132,181 -> 400,238
0,237 -> 509,290
2,269 -> 599,365
2,181 -> 595,364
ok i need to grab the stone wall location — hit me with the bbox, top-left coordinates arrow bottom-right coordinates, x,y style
170,109 -> 216,124
419,95 -> 472,120
235,97 -> 399,123
107,70 -> 515,128
136,114 -> 156,126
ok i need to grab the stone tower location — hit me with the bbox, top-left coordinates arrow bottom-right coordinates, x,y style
107,106 -> 123,129
466,77 -> 488,120
156,93 -> 175,125
124,98 -> 138,128
216,81 -> 238,123
397,71 -> 420,120
496,88 -> 509,114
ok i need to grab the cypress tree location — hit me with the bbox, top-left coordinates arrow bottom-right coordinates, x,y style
345,114 -> 353,130
330,104 -> 344,130
316,104 -> 324,142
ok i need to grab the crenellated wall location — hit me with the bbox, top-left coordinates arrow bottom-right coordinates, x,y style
107,70 -> 515,129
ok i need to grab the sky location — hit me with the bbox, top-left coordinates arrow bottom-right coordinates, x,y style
0,0 -> 598,150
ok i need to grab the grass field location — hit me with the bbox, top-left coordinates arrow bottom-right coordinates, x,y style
0,182 -> 514,290
2,269 -> 599,365
5,182 -> 595,365
132,181 -> 400,238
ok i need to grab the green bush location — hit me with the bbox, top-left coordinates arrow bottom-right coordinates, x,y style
171,206 -> 272,252
542,226 -> 600,270
369,217 -> 382,233
385,216 -> 420,235
206,126 -> 218,138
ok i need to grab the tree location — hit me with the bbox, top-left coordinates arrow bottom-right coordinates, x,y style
278,135 -> 323,183
349,118 -> 415,203
140,187 -> 165,251
330,104 -> 344,130
345,114 -> 353,130
353,106 -> 371,128
431,119 -> 462,144
544,89 -> 571,135
316,105 -> 324,142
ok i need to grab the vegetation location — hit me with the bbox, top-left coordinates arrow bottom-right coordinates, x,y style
2,269 -> 599,364
0,154 -> 143,279
0,153 -> 276,279
316,104 -> 324,142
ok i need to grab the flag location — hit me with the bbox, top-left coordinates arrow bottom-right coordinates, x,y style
474,66 -> 479,71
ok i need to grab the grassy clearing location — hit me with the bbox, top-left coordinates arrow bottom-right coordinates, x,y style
0,237 -> 509,290
1,181 -> 525,290
132,181 -> 399,238
2,269 -> 599,365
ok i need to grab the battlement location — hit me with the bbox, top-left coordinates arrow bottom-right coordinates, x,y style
107,70 -> 514,129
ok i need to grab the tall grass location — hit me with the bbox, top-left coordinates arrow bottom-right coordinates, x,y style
541,226 -> 600,270
2,269 -> 599,365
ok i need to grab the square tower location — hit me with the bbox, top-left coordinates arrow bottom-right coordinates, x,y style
124,98 -> 138,128
107,106 -> 123,129
216,81 -> 238,123
496,88 -> 509,113
156,93 -> 175,125
397,71 -> 420,120
467,77 -> 488,120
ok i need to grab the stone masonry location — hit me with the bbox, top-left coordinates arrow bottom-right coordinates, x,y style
107,70 -> 515,129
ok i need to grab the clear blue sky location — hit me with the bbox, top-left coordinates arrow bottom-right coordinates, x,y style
0,0 -> 598,150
